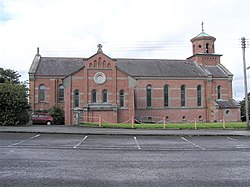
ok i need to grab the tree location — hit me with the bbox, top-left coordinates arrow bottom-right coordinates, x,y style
240,92 -> 250,121
0,81 -> 30,126
0,68 -> 21,84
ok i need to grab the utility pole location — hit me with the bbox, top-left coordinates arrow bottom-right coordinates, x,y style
241,37 -> 250,130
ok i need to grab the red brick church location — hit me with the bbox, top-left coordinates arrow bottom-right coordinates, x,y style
29,30 -> 240,125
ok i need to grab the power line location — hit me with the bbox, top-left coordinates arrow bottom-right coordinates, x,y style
1,38 -> 248,55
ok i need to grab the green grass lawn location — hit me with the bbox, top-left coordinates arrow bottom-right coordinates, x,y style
81,121 -> 246,129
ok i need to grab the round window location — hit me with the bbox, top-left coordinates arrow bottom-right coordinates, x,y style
225,109 -> 231,115
94,72 -> 106,85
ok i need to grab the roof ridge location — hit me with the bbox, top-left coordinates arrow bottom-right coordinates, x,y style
116,58 -> 188,61
40,56 -> 190,61
41,56 -> 85,59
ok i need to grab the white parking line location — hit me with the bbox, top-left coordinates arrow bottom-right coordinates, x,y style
181,137 -> 205,150
9,134 -> 40,146
227,137 -> 241,142
235,145 -> 248,149
73,136 -> 88,148
134,137 -> 141,150
227,137 -> 248,149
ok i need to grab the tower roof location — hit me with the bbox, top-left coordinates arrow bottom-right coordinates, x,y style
196,31 -> 210,37
191,22 -> 215,42
191,31 -> 216,42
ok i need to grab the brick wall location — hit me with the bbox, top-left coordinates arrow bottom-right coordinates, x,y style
64,53 -> 132,124
30,77 -> 64,111
30,52 -> 240,124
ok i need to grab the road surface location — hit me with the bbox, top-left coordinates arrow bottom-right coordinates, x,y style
0,133 -> 250,187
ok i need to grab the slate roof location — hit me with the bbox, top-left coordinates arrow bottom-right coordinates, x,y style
35,57 -> 84,76
32,56 -> 231,78
202,66 -> 229,78
116,59 -> 206,77
215,99 -> 239,109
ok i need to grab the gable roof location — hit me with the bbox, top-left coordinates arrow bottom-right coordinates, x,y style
32,56 -> 232,79
116,58 -> 206,77
215,99 -> 239,109
201,65 -> 230,78
35,57 -> 84,76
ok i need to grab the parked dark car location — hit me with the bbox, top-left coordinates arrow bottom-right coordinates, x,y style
31,113 -> 54,125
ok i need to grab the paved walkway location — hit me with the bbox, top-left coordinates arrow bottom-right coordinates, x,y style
0,125 -> 250,136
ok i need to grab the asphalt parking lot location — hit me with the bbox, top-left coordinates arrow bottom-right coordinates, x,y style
1,133 -> 250,187
1,133 -> 250,151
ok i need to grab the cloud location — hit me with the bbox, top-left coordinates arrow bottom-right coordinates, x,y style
0,0 -> 249,100
0,2 -> 12,23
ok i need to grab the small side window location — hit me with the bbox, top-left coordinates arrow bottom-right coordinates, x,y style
38,84 -> 46,102
119,90 -> 125,107
74,89 -> 80,107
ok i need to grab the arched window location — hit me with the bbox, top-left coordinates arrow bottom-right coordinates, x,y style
217,85 -> 221,99
119,90 -> 125,107
91,89 -> 97,103
197,85 -> 202,107
206,43 -> 209,53
38,84 -> 46,102
58,84 -> 64,102
74,89 -> 79,108
146,85 -> 152,107
164,85 -> 169,107
102,89 -> 108,103
181,85 -> 186,107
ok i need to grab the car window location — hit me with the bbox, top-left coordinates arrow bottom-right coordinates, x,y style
32,115 -> 38,118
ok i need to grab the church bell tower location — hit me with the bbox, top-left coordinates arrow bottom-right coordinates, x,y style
191,22 -> 216,54
188,22 -> 222,66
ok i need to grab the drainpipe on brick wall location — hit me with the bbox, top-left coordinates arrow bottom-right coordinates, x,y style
69,76 -> 72,125
204,80 -> 208,122
55,78 -> 58,107
33,79 -> 36,111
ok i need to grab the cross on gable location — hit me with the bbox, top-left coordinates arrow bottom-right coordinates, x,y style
97,44 -> 103,53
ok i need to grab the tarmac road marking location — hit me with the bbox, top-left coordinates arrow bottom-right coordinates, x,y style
9,134 -> 40,146
235,145 -> 249,149
181,137 -> 205,150
73,136 -> 88,148
227,137 -> 241,142
134,137 -> 141,150
227,137 -> 249,149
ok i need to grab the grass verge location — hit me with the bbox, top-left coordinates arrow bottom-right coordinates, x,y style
81,122 -> 246,129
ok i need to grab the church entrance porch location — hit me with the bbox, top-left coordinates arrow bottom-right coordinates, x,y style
81,104 -> 118,124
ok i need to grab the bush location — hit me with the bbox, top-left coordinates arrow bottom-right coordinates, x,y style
48,106 -> 65,125
0,82 -> 29,126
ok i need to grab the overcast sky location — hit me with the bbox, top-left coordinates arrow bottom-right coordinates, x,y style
0,0 -> 249,101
